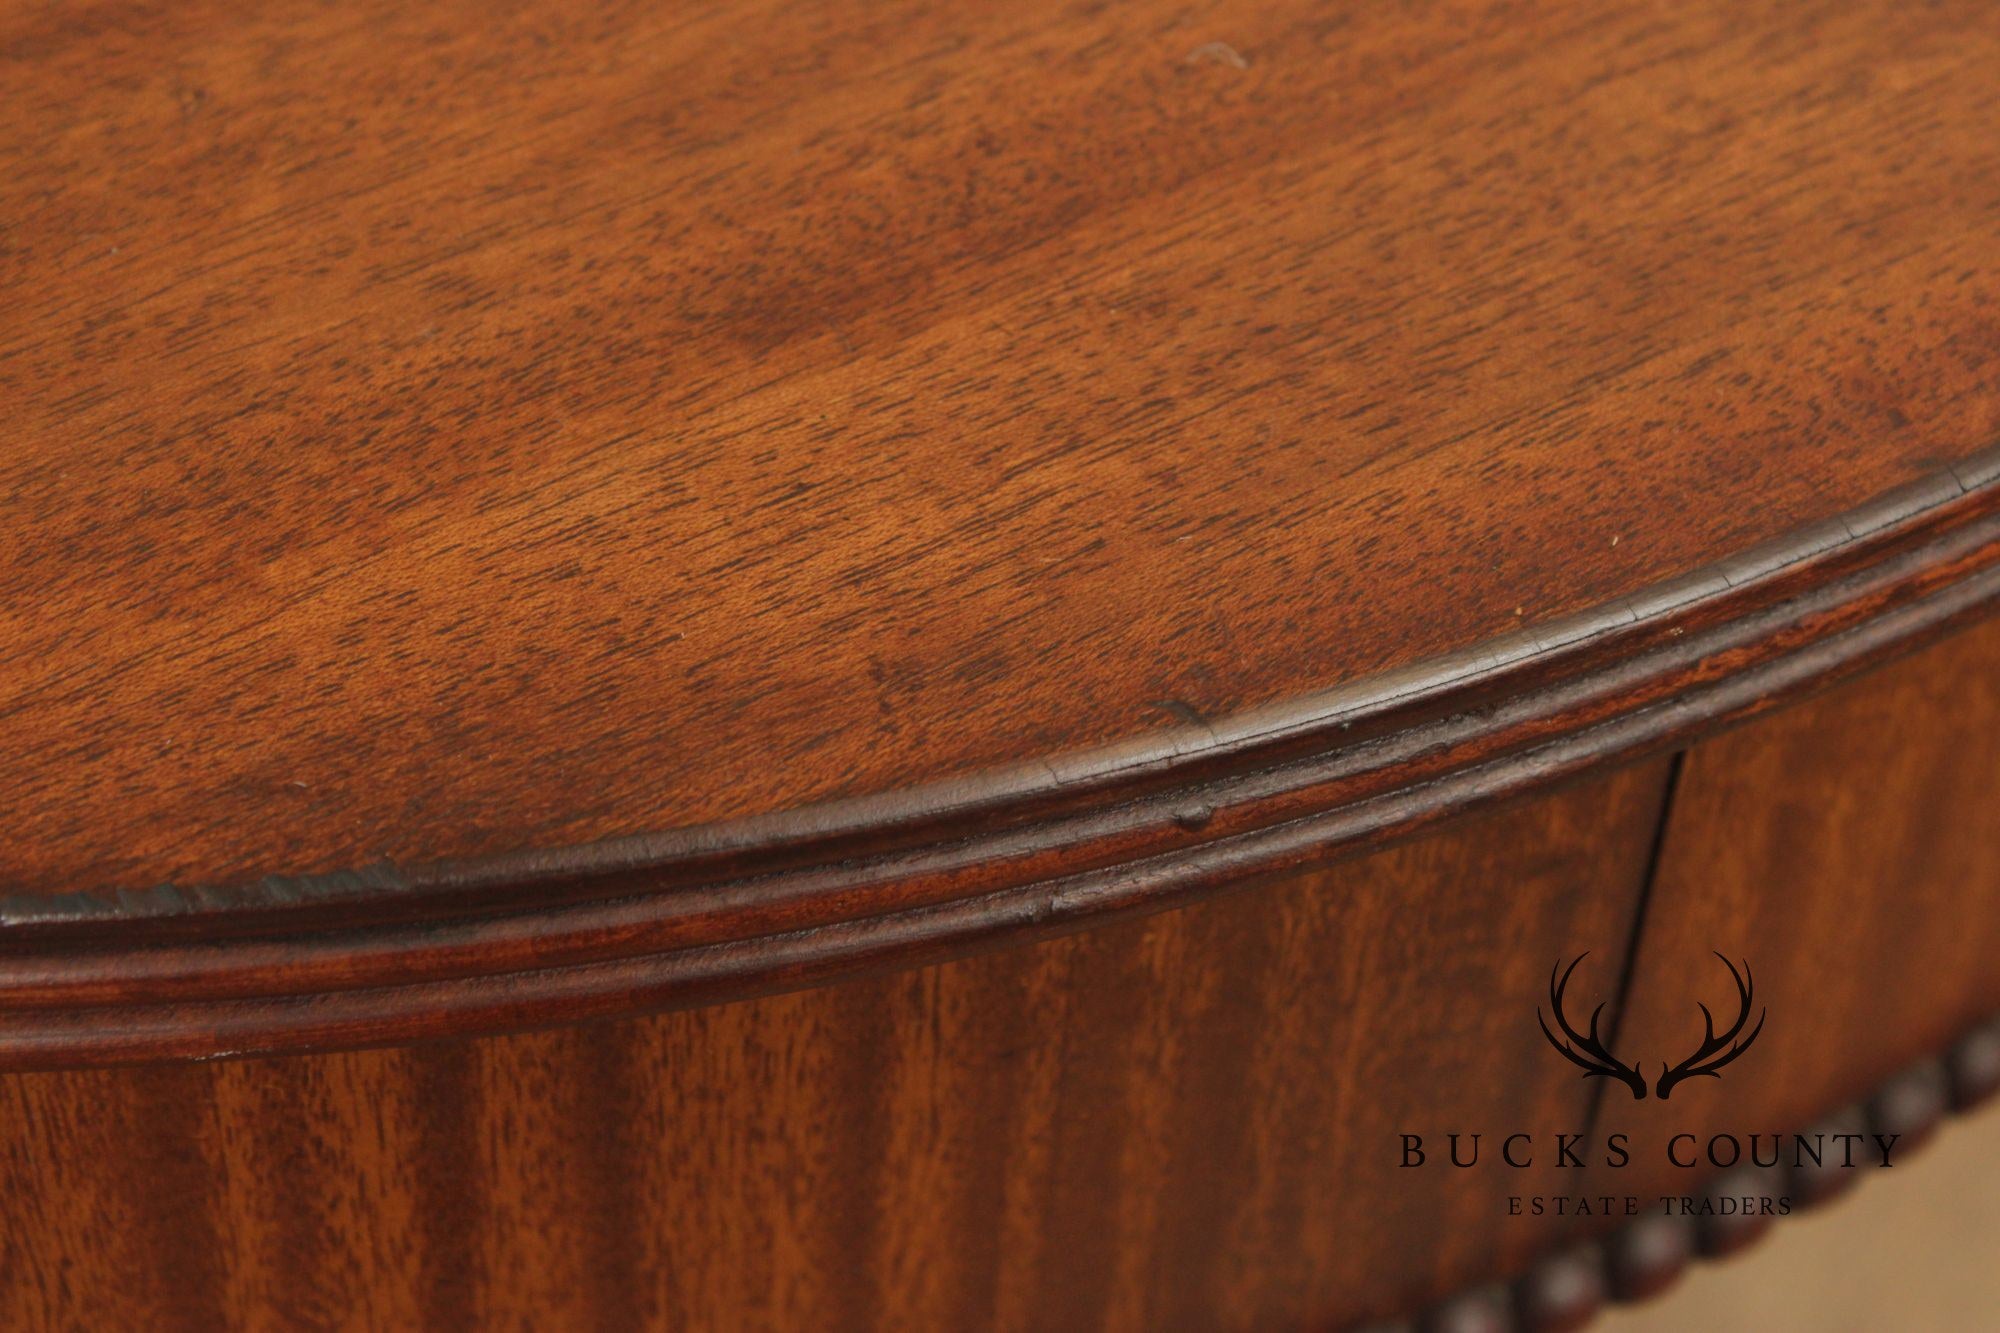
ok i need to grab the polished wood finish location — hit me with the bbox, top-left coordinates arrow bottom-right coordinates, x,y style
5,0 -> 1999,932
0,763 -> 1671,1332
8,3 -> 2000,1326
7,2 -> 2000,1065
0,626 -> 1991,1330
0,465 -> 1993,1066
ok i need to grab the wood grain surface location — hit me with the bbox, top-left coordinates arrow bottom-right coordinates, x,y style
1590,616 -> 2000,1206
0,760 -> 1673,1332
5,0 -> 1999,914
0,621 -> 1986,1330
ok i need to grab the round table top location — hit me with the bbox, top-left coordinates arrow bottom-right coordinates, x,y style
6,0 -> 1998,937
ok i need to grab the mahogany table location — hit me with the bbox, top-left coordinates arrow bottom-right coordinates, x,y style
4,1 -> 1998,1328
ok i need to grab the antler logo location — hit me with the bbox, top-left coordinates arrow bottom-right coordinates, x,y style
1537,952 -> 1765,1100
1538,953 -> 1649,1100
1655,954 -> 1766,1099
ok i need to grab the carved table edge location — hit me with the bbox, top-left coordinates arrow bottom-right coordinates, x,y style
1358,1013 -> 2000,1333
0,447 -> 1995,1066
